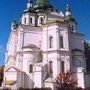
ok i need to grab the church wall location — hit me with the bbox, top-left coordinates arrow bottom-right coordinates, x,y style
22,49 -> 35,88
24,30 -> 42,48
42,25 -> 55,50
77,72 -> 85,88
5,72 -> 17,81
24,73 -> 34,89
21,13 -> 36,25
16,72 -> 25,88
22,53 -> 35,73
85,73 -> 90,88
17,28 -> 24,52
70,33 -> 84,51
42,24 -> 70,78
7,31 -> 17,56
7,56 -> 16,67
34,71 -> 42,88
69,33 -> 86,71
37,15 -> 45,26
15,54 -> 23,71
47,13 -> 63,21
42,25 -> 69,51
59,29 -> 69,51
21,13 -> 30,25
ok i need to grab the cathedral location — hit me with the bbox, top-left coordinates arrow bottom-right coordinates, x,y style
3,0 -> 90,89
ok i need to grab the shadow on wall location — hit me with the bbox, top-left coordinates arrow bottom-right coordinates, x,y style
24,73 -> 35,89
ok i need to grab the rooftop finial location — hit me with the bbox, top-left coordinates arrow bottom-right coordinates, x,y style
66,0 -> 70,6
28,0 -> 33,3
65,0 -> 71,16
64,0 -> 76,22
27,0 -> 33,9
11,20 -> 18,30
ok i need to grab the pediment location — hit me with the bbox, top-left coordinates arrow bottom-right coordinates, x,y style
5,67 -> 20,72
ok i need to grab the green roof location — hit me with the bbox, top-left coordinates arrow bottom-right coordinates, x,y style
24,7 -> 35,13
64,15 -> 76,22
12,20 -> 18,29
34,0 -> 52,11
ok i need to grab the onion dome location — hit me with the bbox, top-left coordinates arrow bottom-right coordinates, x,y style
64,4 -> 76,22
34,0 -> 53,12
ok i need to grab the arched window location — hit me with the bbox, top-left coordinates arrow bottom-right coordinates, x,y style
60,36 -> 64,48
40,18 -> 43,24
24,18 -> 27,24
38,52 -> 43,62
29,64 -> 33,73
61,61 -> 64,72
30,17 -> 32,23
49,61 -> 53,73
49,36 -> 53,48
72,25 -> 74,30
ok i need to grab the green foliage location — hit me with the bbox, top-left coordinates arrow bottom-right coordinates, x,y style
55,71 -> 78,89
84,42 -> 90,71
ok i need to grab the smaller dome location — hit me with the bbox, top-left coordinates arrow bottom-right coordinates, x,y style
23,7 -> 35,13
64,4 -> 76,23
64,15 -> 76,22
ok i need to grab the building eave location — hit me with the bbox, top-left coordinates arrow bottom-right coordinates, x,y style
42,19 -> 66,27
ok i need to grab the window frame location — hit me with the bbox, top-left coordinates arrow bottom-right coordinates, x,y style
30,17 -> 32,24
59,35 -> 64,48
61,61 -> 65,72
49,36 -> 53,48
24,17 -> 27,24
29,64 -> 33,73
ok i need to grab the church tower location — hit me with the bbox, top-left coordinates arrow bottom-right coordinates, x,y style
21,0 -> 36,26
64,4 -> 77,32
34,0 -> 53,26
64,2 -> 86,89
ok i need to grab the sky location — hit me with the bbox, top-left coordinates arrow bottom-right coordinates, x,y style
0,0 -> 90,65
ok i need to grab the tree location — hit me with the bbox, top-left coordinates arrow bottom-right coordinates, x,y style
55,71 -> 78,89
0,66 -> 4,86
84,42 -> 90,71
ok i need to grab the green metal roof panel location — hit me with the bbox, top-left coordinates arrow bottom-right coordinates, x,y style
64,15 -> 76,22
23,7 -> 35,13
34,0 -> 52,11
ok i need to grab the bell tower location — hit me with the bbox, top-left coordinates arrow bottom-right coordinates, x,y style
33,0 -> 53,26
20,0 -> 36,26
64,3 -> 77,32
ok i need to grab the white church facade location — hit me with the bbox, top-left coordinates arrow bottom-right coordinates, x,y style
3,0 -> 90,89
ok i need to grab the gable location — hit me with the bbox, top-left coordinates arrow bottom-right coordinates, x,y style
5,67 -> 18,72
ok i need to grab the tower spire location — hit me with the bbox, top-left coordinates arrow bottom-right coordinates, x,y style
64,0 -> 76,22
